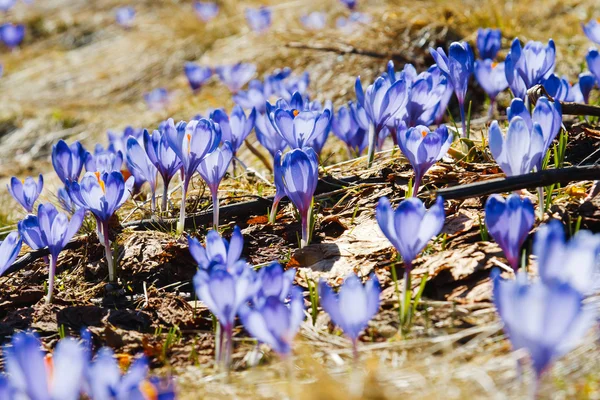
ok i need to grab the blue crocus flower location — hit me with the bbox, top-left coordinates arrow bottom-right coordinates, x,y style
245,6 -> 272,34
194,260 -> 258,369
575,72 -> 596,104
188,226 -> 244,271
396,123 -> 453,196
376,196 -> 445,271
474,60 -> 508,116
493,272 -> 596,379
484,194 -> 535,271
239,285 -> 305,357
233,80 -> 267,113
115,6 -> 135,29
85,144 -> 124,175
582,18 -> 600,45
319,273 -> 380,357
126,136 -> 158,211
255,261 -> 296,301
18,203 -> 85,302
586,48 -> 600,84
210,106 -> 257,156
144,88 -> 169,110
301,12 -> 327,31
4,331 -> 87,400
52,140 -> 90,184
0,231 -> 22,276
197,142 -> 233,229
216,62 -> 256,93
339,0 -> 357,10
0,23 -> 25,49
534,219 -> 600,294
107,126 -> 143,156
403,69 -> 449,127
165,117 -> 220,234
57,186 -> 76,213
184,62 -> 212,92
355,74 -> 409,166
256,113 -> 287,159
332,104 -> 368,157
543,74 -> 577,102
429,42 -> 475,137
143,128 -> 183,212
504,38 -> 556,99
87,348 -> 152,399
476,28 -> 502,60
269,152 -> 286,224
280,147 -> 319,248
194,1 -> 219,22
68,171 -> 134,282
7,174 -> 43,213
488,117 -> 545,177
270,107 -> 331,150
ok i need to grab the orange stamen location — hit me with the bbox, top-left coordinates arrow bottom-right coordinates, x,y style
117,353 -> 132,371
292,109 -> 299,117
45,354 -> 54,387
139,380 -> 158,400
421,130 -> 428,137
94,171 -> 105,192
491,62 -> 498,69
186,133 -> 192,154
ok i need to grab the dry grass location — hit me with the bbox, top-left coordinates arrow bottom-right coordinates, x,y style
0,0 -> 599,398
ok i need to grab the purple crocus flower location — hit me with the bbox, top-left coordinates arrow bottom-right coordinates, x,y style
187,226 -> 244,271
197,142 -> 233,229
7,174 -> 43,213
504,38 -> 556,99
4,331 -> 87,400
484,194 -> 535,271
0,23 -> 25,49
339,0 -> 357,9
301,12 -> 327,31
280,147 -> 319,248
185,62 -> 212,92
18,203 -> 85,302
355,74 -> 409,165
52,140 -> 89,184
376,196 -> 445,271
488,117 -> 545,177
586,48 -> 600,84
194,260 -> 258,369
106,126 -> 143,156
493,272 -> 596,379
270,107 -> 331,150
576,72 -> 596,104
57,186 -> 76,213
255,261 -> 295,301
239,285 -> 305,357
85,145 -> 124,174
402,69 -> 449,127
474,60 -> 508,116
543,74 -> 577,102
476,28 -> 502,60
216,63 -> 256,93
165,118 -> 220,234
429,42 -> 475,137
0,231 -> 22,276
210,106 -> 257,155
115,6 -> 135,29
126,136 -> 158,211
582,18 -> 600,45
144,88 -> 169,111
233,80 -> 267,113
506,96 -> 562,167
319,273 -> 380,358
194,1 -> 219,22
245,6 -> 272,34
143,128 -> 182,211
68,171 -> 134,282
255,113 -> 287,158
332,104 -> 368,157
396,123 -> 453,196
88,348 -> 151,399
534,219 -> 600,294
0,0 -> 16,12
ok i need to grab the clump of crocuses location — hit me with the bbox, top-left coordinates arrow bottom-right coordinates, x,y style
18,203 -> 85,302
319,273 -> 380,359
376,196 -> 445,328
484,194 -> 535,271
67,172 -> 133,282
7,174 -> 43,213
185,62 -> 212,93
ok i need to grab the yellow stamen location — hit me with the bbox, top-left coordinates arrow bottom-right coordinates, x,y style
186,133 -> 192,154
21,179 -> 25,184
421,130 -> 428,137
45,354 -> 54,387
139,380 -> 158,400
94,171 -> 105,193
491,62 -> 498,69
117,353 -> 132,371
292,109 -> 299,117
